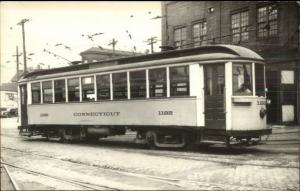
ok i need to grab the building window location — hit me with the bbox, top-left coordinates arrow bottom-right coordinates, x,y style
231,10 -> 249,43
42,81 -> 53,103
130,70 -> 146,99
281,70 -> 294,84
68,78 -> 80,102
96,74 -> 110,100
255,63 -> 265,97
31,82 -> 41,104
112,72 -> 127,99
258,4 -> 278,38
149,68 -> 166,97
232,63 -> 252,96
82,76 -> 95,101
174,27 -> 187,49
54,79 -> 66,103
170,66 -> 189,96
193,21 -> 207,47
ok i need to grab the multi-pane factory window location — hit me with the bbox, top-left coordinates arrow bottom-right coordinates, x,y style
112,72 -> 127,99
68,78 -> 80,102
231,10 -> 249,43
96,74 -> 110,100
170,66 -> 189,96
42,81 -> 53,103
54,79 -> 66,103
149,68 -> 167,97
31,82 -> 41,104
174,27 -> 187,49
130,70 -> 146,99
82,76 -> 95,101
193,21 -> 207,47
258,4 -> 278,38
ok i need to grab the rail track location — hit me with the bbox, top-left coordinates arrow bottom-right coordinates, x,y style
1,146 -> 285,190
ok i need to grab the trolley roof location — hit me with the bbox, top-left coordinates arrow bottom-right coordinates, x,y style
19,44 -> 264,82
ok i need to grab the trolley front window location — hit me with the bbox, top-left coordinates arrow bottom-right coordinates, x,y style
68,78 -> 80,102
170,66 -> 189,96
31,82 -> 41,104
232,63 -> 252,96
113,72 -> 127,99
82,76 -> 95,101
149,68 -> 166,97
255,63 -> 265,96
54,79 -> 66,103
130,70 -> 146,99
96,74 -> 110,100
42,81 -> 53,103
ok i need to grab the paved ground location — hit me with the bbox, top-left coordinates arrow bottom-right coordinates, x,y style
1,117 -> 299,190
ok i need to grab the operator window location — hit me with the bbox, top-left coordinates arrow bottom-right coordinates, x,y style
255,63 -> 265,97
112,72 -> 127,99
54,79 -> 66,103
68,78 -> 80,102
170,66 -> 189,96
82,76 -> 95,101
130,70 -> 146,99
149,68 -> 166,97
31,82 -> 41,104
42,81 -> 53,103
96,74 -> 110,100
232,63 -> 252,96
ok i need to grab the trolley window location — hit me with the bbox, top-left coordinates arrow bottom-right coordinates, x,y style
130,70 -> 146,99
68,78 -> 80,102
31,82 -> 41,104
255,63 -> 265,97
170,66 -> 189,96
82,76 -> 95,101
232,63 -> 252,96
149,68 -> 166,97
96,74 -> 110,100
54,79 -> 66,103
42,81 -> 53,103
112,72 -> 127,99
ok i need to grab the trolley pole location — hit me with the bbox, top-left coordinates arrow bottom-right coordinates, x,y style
17,19 -> 29,74
108,38 -> 118,57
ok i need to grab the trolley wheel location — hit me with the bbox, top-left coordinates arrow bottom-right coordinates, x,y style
79,128 -> 87,141
145,131 -> 157,149
226,136 -> 231,148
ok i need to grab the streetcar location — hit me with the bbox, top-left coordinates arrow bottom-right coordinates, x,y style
18,45 -> 272,148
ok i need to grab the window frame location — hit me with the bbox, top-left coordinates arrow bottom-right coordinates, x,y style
257,3 -> 278,39
81,76 -> 95,102
130,70 -> 147,99
169,65 -> 190,97
149,67 -> 167,98
112,72 -> 128,100
96,74 -> 111,101
174,26 -> 187,49
232,63 -> 253,96
67,78 -> 80,102
231,9 -> 249,43
42,80 -> 53,104
192,20 -> 207,47
54,79 -> 66,103
31,82 -> 41,104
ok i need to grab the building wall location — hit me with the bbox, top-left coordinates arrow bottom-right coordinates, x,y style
161,1 -> 300,124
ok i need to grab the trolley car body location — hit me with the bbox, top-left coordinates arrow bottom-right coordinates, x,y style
18,45 -> 272,147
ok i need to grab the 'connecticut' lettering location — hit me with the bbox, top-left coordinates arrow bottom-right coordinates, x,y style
73,112 -> 120,117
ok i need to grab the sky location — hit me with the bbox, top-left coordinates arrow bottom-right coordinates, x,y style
0,1 -> 162,83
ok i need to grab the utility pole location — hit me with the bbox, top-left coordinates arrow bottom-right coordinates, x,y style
17,19 -> 29,74
145,37 -> 157,53
108,38 -> 118,57
12,46 -> 22,81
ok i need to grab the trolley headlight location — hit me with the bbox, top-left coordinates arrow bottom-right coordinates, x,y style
259,108 -> 266,119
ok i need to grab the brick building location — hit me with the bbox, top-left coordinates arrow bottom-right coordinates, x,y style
161,1 -> 300,125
